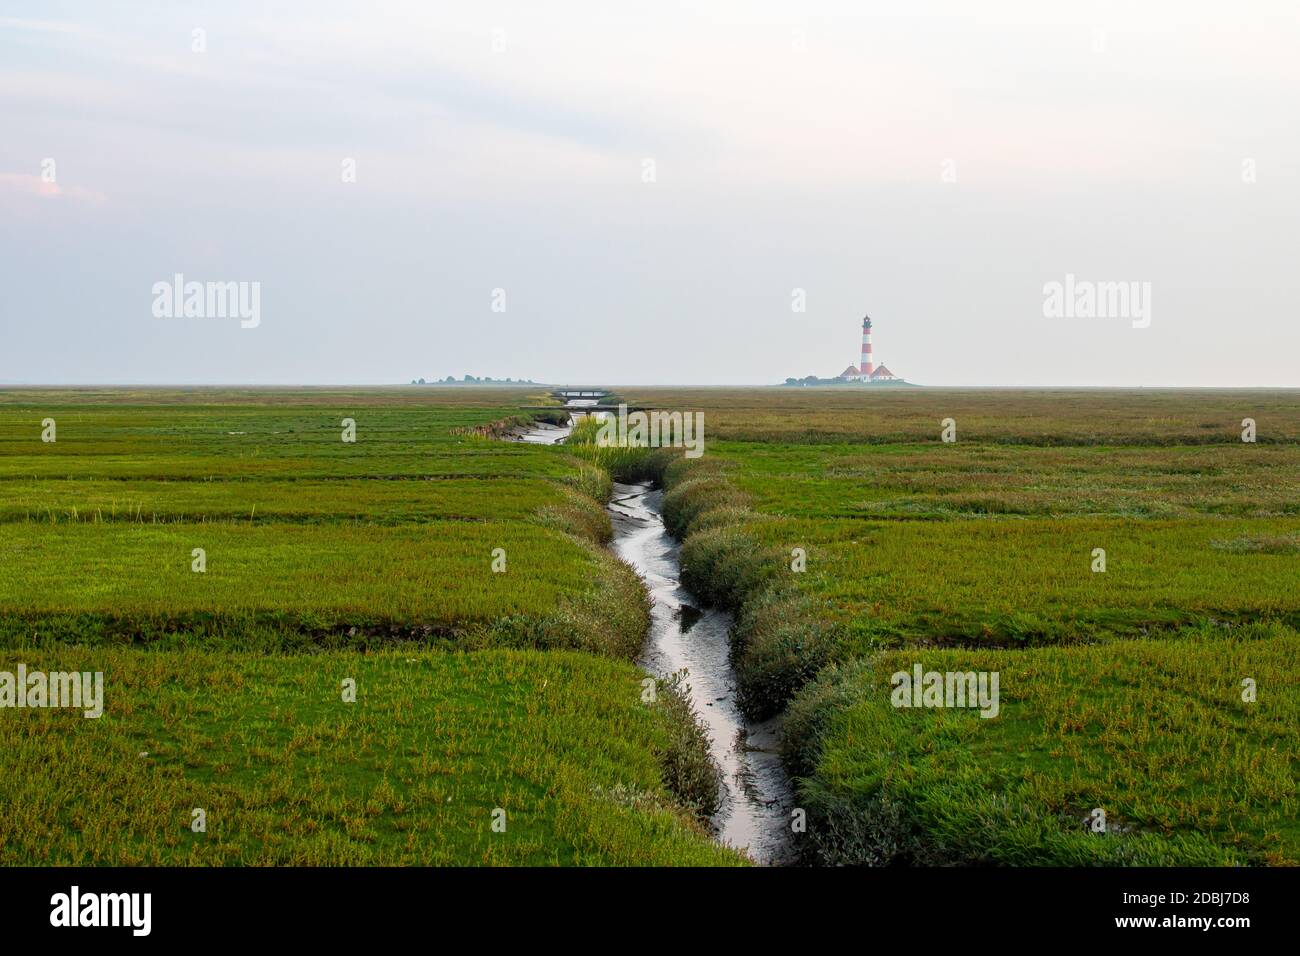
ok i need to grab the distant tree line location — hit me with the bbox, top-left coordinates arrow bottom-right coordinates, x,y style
782,376 -> 910,387
410,375 -> 538,385
784,375 -> 836,386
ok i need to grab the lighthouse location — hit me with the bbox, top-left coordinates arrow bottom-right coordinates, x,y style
860,314 -> 874,376
824,311 -> 906,384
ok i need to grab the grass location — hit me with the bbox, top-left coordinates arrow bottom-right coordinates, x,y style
0,520 -> 652,657
783,627 -> 1299,866
630,387 -> 1300,865
562,414 -> 666,481
9,385 -> 1300,867
0,477 -> 570,525
0,389 -> 734,865
739,514 -> 1300,645
0,646 -> 743,866
0,401 -> 581,481
710,442 -> 1300,519
619,386 -> 1300,444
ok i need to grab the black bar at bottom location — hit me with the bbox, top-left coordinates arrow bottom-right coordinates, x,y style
0,865 -> 1286,941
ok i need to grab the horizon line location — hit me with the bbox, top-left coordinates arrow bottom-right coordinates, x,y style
3,382 -> 1300,391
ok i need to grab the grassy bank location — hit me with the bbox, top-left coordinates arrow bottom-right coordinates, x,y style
624,388 -> 1300,865
0,646 -> 741,865
0,520 -> 650,657
782,627 -> 1299,866
0,389 -> 731,865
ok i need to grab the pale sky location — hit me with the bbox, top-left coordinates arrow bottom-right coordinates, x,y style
2,1 -> 1298,386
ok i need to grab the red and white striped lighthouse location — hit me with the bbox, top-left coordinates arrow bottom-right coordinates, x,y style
860,314 -> 874,376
